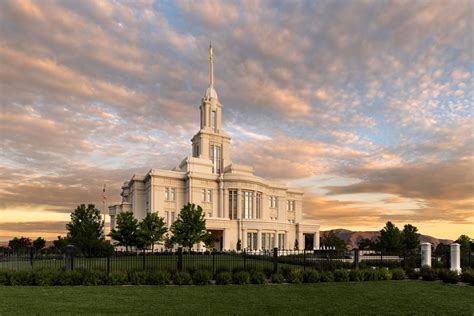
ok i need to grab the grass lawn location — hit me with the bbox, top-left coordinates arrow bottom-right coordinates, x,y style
0,281 -> 473,315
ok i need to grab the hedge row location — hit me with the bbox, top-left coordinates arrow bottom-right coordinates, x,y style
407,266 -> 474,285
0,268 -> 411,286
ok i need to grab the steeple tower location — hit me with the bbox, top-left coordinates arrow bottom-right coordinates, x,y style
191,43 -> 231,174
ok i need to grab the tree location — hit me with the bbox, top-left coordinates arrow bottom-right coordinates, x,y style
109,212 -> 139,252
66,204 -> 113,256
236,239 -> 242,251
170,203 -> 208,250
53,236 -> 68,253
163,233 -> 175,250
378,221 -> 401,252
357,238 -> 376,250
137,212 -> 167,252
455,234 -> 472,252
32,237 -> 46,252
321,231 -> 347,250
202,232 -> 215,252
8,237 -> 31,254
401,224 -> 420,251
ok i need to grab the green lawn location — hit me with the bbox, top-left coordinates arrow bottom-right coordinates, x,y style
0,281 -> 473,315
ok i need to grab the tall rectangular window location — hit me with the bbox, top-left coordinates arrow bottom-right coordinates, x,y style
247,232 -> 257,250
278,233 -> 285,249
262,233 -> 275,250
165,188 -> 175,201
228,190 -> 237,219
287,200 -> 295,211
242,191 -> 253,219
210,145 -> 221,174
201,189 -> 206,202
256,192 -> 262,219
207,189 -> 212,202
211,110 -> 216,132
269,196 -> 278,208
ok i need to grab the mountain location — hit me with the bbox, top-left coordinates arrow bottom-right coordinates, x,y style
321,229 -> 453,249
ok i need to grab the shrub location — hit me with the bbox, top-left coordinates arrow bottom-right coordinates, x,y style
215,266 -> 231,274
59,271 -> 83,285
407,270 -> 420,280
233,271 -> 250,284
192,270 -> 212,285
349,270 -> 364,282
173,271 -> 191,285
263,267 -> 274,278
81,270 -> 108,286
9,270 -> 34,285
320,271 -> 334,282
271,273 -> 285,284
391,268 -> 406,280
147,270 -> 170,285
303,270 -> 320,283
280,266 -> 292,279
460,269 -> 474,284
108,271 -> 128,285
439,270 -> 459,284
216,272 -> 232,285
250,271 -> 266,284
377,269 -> 392,281
334,269 -> 350,282
0,270 -> 10,285
288,270 -> 303,284
34,270 -> 60,286
363,269 -> 378,281
128,270 -> 148,285
231,266 -> 247,274
420,266 -> 437,281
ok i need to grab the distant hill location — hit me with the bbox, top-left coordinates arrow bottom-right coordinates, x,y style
322,229 -> 453,249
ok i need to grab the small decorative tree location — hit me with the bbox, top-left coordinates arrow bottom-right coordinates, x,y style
109,212 -> 139,252
170,203 -> 208,250
294,239 -> 299,250
32,237 -> 46,253
163,233 -> 175,251
236,239 -> 242,251
137,212 -> 167,252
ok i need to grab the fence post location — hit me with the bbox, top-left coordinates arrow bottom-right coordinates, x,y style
380,250 -> 383,266
354,248 -> 360,270
303,249 -> 306,271
107,256 -> 111,275
142,249 -> 146,270
66,244 -> 74,272
243,249 -> 247,270
177,247 -> 183,272
273,247 -> 278,273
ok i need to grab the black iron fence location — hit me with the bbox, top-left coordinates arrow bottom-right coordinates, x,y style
1,248 -> 472,275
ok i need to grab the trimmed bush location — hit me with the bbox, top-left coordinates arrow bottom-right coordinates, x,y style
288,270 -> 303,284
320,271 -> 334,282
377,269 -> 392,281
303,270 -> 320,283
407,270 -> 420,280
439,270 -> 459,284
420,266 -> 437,281
363,269 -> 378,281
349,270 -> 364,282
263,267 -> 274,278
0,270 -> 10,285
34,270 -> 60,286
391,268 -> 406,280
216,272 -> 232,285
250,271 -> 266,284
108,271 -> 128,285
147,270 -> 170,285
334,269 -> 350,282
233,271 -> 250,284
280,266 -> 292,279
57,271 -> 83,285
80,270 -> 108,286
173,271 -> 191,285
129,270 -> 148,285
192,270 -> 212,285
9,270 -> 33,285
460,269 -> 473,284
271,273 -> 285,284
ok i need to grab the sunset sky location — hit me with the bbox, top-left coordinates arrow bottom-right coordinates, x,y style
0,0 -> 473,241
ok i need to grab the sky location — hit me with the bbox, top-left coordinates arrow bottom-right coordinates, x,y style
0,0 -> 473,241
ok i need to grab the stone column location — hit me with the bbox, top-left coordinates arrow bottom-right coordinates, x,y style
450,243 -> 461,273
236,189 -> 241,220
252,192 -> 257,219
421,242 -> 431,267
221,229 -> 226,251
298,232 -> 304,251
257,230 -> 262,251
242,229 -> 247,250
218,177 -> 224,218
314,231 -> 320,250
223,188 -> 228,219
274,230 -> 278,248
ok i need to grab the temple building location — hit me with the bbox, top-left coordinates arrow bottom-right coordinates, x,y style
109,45 -> 320,250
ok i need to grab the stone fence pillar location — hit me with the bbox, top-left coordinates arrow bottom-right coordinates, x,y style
450,243 -> 461,273
421,242 -> 431,267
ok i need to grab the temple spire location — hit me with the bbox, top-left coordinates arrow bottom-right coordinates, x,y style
209,42 -> 214,88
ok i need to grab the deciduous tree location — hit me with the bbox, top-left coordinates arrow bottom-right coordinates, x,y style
33,237 -> 46,252
170,203 -> 208,250
109,212 -> 139,252
401,224 -> 420,251
378,221 -> 401,252
137,212 -> 167,252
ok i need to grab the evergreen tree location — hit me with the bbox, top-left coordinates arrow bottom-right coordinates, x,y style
455,234 -> 472,252
321,231 -> 347,250
32,237 -> 46,252
378,221 -> 401,252
8,237 -> 32,254
109,212 -> 139,252
401,224 -> 420,251
137,212 -> 167,252
170,203 -> 208,250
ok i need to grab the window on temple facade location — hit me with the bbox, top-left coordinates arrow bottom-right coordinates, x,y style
262,233 -> 275,250
210,145 -> 221,174
165,187 -> 175,201
247,232 -> 257,250
256,192 -> 262,219
242,191 -> 254,219
211,110 -> 216,132
287,200 -> 295,211
207,189 -> 212,202
278,233 -> 285,249
269,196 -> 278,208
228,190 -> 237,219
201,189 -> 206,202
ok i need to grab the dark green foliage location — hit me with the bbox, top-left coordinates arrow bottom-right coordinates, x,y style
66,204 -> 113,256
147,270 -> 170,285
231,266 -> 247,274
170,203 -> 208,249
363,269 -> 379,281
401,224 -> 420,251
233,271 -> 250,284
360,260 -> 401,269
349,270 -> 364,281
420,266 -> 437,281
439,270 -> 459,284
128,270 -> 148,285
455,235 -> 471,252
33,237 -> 46,252
303,270 -> 320,283
192,270 -> 212,285
334,269 -> 350,282
108,271 -> 128,285
250,271 -> 266,284
271,273 -> 285,284
173,271 -> 191,285
216,272 -> 232,285
33,270 -> 60,286
137,213 -> 167,252
321,231 -> 347,250
391,268 -> 406,280
460,269 -> 473,284
280,266 -> 292,279
262,267 -> 274,278
378,221 -> 401,252
320,271 -> 335,282
59,271 -> 83,285
109,212 -> 139,251
288,270 -> 303,283
0,270 -> 11,285
80,269 -> 108,285
407,270 -> 421,280
8,237 -> 32,254
376,269 -> 392,280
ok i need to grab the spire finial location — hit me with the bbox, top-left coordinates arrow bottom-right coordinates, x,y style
209,42 -> 214,88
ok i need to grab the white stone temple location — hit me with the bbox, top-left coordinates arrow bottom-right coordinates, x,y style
109,45 -> 320,251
